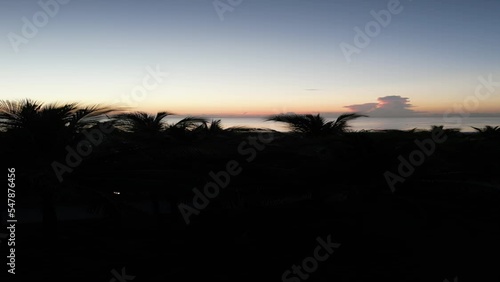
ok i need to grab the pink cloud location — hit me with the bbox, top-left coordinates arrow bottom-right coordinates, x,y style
345,96 -> 420,117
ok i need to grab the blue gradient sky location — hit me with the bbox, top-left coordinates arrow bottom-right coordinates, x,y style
1,0 -> 499,116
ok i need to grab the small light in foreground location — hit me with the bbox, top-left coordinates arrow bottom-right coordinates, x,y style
113,192 -> 120,195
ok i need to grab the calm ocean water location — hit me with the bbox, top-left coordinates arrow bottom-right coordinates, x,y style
165,116 -> 500,133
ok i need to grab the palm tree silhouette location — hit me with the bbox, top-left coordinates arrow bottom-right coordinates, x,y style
266,113 -> 366,136
190,119 -> 235,140
112,113 -> 211,222
167,116 -> 208,131
113,112 -> 231,142
430,125 -> 461,136
0,99 -> 113,238
165,116 -> 209,141
115,111 -> 172,136
471,125 -> 500,139
1,99 -> 114,165
194,119 -> 224,134
0,100 -> 110,152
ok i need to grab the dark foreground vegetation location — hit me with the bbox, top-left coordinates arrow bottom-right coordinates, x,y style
1,100 -> 499,281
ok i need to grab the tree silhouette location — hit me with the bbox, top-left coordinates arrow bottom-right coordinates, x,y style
165,116 -> 208,141
115,111 -> 172,136
0,99 -> 113,238
266,113 -> 366,136
472,125 -> 500,139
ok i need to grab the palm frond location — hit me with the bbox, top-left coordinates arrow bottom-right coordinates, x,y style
330,113 -> 368,133
267,113 -> 366,136
170,117 -> 208,130
114,111 -> 172,134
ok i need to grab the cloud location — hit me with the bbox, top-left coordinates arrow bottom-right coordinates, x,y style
344,103 -> 378,113
345,96 -> 420,117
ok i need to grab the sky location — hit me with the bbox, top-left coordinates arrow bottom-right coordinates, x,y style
1,0 -> 499,117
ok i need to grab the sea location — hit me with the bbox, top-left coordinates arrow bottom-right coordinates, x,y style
164,116 -> 500,133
